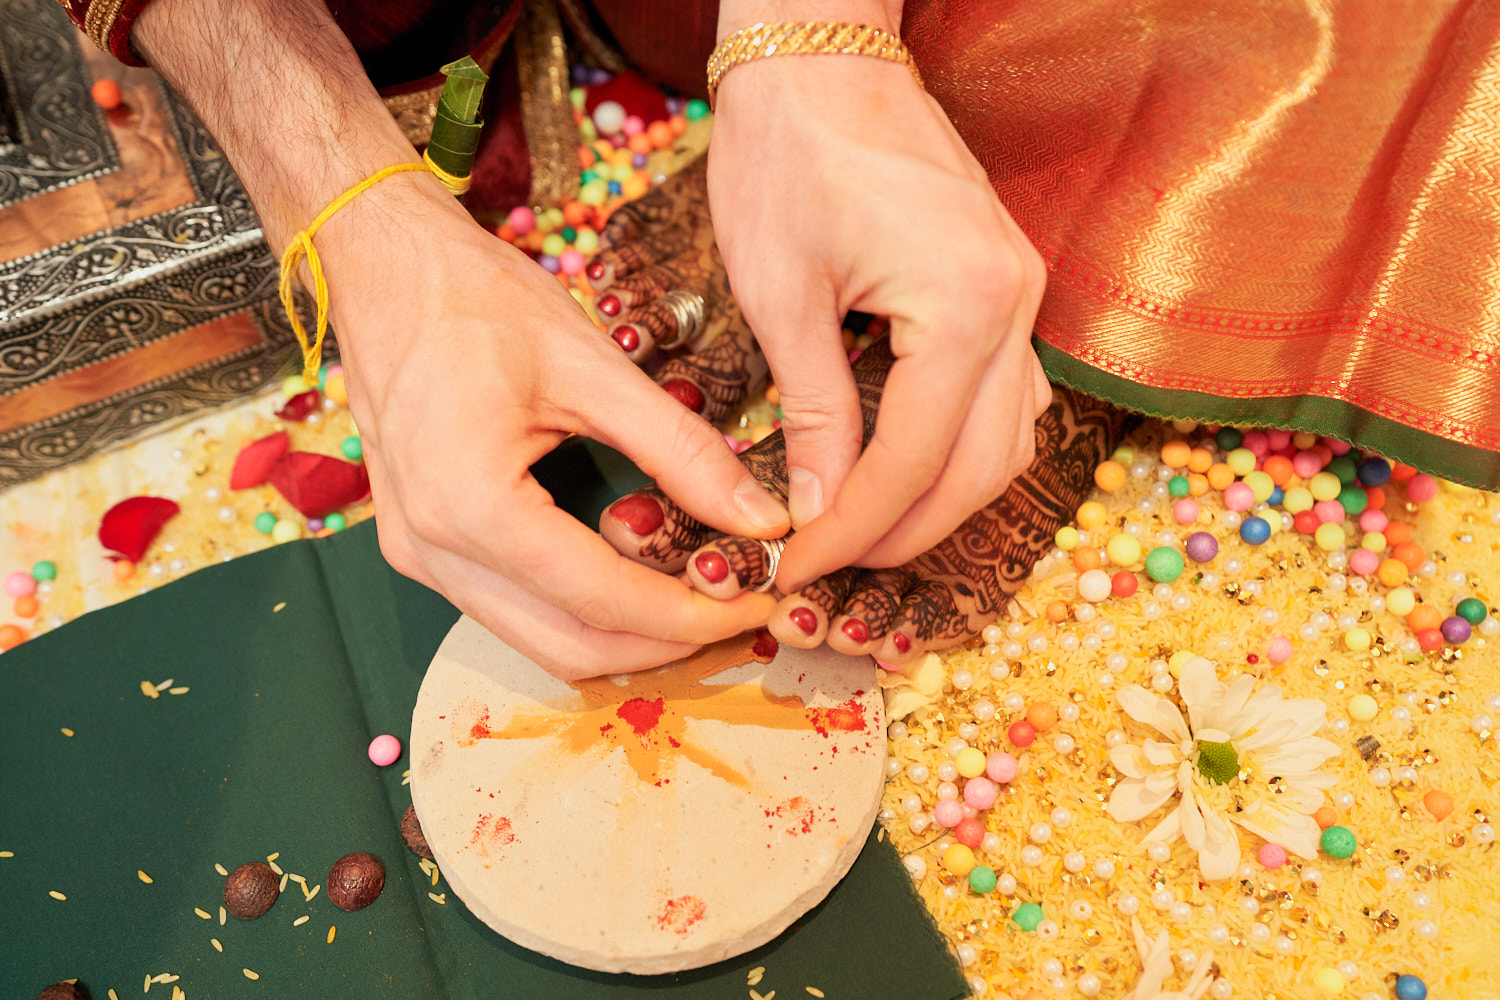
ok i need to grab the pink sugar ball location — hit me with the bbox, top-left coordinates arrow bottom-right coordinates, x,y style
368,734 -> 402,766
1358,509 -> 1388,533
622,114 -> 645,136
1267,636 -> 1292,663
1322,437 -> 1351,455
507,205 -> 536,235
1223,482 -> 1255,511
1266,429 -> 1292,450
1313,499 -> 1346,524
986,751 -> 1019,783
1292,450 -> 1325,478
558,249 -> 586,275
1242,429 -> 1270,456
954,817 -> 986,848
4,571 -> 36,598
934,798 -> 965,828
1406,474 -> 1438,502
1172,498 -> 1200,525
1348,548 -> 1380,577
1258,842 -> 1288,868
964,776 -> 999,810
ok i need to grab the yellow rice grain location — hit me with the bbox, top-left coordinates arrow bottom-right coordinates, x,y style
137,870 -> 152,883
327,925 -> 336,944
293,915 -> 309,926
210,938 -> 222,952
48,890 -> 65,900
60,728 -> 74,737
140,681 -> 160,699
242,969 -> 259,981
194,908 -> 211,920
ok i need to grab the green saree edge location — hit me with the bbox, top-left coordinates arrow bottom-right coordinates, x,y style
1034,341 -> 1500,491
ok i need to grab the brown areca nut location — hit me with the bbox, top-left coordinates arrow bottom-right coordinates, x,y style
36,984 -> 87,1000
223,861 -> 280,919
327,852 -> 385,911
401,804 -> 433,860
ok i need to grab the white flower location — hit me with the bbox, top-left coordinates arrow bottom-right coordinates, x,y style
1106,657 -> 1340,880
1122,917 -> 1215,1000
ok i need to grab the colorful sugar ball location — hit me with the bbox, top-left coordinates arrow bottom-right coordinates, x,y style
954,818 -> 986,849
0,623 -> 24,650
91,78 -> 123,109
986,751 -> 1019,783
1257,843 -> 1287,869
1314,522 -> 1346,551
4,571 -> 36,599
1348,548 -> 1379,577
1386,586 -> 1416,616
684,98 -> 710,120
1344,627 -> 1370,652
1093,460 -> 1127,492
956,747 -> 987,778
1111,571 -> 1138,598
1441,616 -> 1472,644
1267,636 -> 1292,663
942,844 -> 975,877
507,205 -> 536,235
1222,481 -> 1254,511
1026,701 -> 1058,732
1106,534 -> 1141,566
591,100 -> 627,135
368,734 -> 402,766
1172,498 -> 1199,524
1078,568 -> 1112,603
934,799 -> 965,828
1145,546 -> 1184,582
1054,526 -> 1079,550
1225,447 -> 1256,476
1313,967 -> 1345,994
1406,473 -> 1438,502
1184,531 -> 1218,563
31,560 -> 57,582
1394,975 -> 1428,1000
14,595 -> 39,618
1011,902 -> 1043,931
963,777 -> 998,810
1347,694 -> 1378,721
1008,720 -> 1037,747
271,520 -> 301,544
1168,475 -> 1190,498
325,512 -> 347,532
1313,806 -> 1338,829
968,865 -> 997,894
1357,456 -> 1392,486
1320,825 -> 1356,859
1456,597 -> 1488,625
1238,516 -> 1270,545
341,436 -> 363,461
253,512 -> 278,534
1422,789 -> 1454,821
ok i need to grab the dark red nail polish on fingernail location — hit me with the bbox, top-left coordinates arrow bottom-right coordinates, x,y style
608,495 -> 663,535
892,632 -> 911,653
612,325 -> 640,352
597,293 -> 622,317
695,550 -> 728,583
788,607 -> 818,636
841,619 -> 870,644
587,262 -> 606,281
660,378 -> 704,413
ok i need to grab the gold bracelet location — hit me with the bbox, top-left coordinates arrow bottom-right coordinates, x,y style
706,21 -> 922,109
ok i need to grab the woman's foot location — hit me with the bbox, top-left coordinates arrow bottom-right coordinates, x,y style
600,337 -> 1131,664
586,158 -> 765,422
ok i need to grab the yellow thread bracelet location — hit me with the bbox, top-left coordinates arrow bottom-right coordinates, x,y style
279,161 -> 447,387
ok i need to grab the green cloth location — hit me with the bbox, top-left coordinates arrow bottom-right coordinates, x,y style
0,445 -> 965,999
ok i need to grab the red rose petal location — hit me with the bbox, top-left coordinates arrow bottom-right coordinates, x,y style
99,496 -> 181,562
229,431 -> 290,490
269,452 -> 370,518
276,390 -> 321,422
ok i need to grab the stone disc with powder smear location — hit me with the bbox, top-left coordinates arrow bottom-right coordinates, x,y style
409,616 -> 886,974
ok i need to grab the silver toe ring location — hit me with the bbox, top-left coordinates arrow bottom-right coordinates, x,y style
657,289 -> 706,349
751,537 -> 788,593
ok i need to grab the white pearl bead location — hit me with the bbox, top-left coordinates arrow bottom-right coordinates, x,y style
938,762 -> 959,782
1116,893 -> 1139,914
1075,603 -> 1097,622
967,976 -> 987,997
1326,573 -> 1347,592
1487,693 -> 1500,713
1448,570 -> 1469,587
1037,920 -> 1060,940
1063,851 -> 1086,872
1106,729 -> 1128,747
1078,973 -> 1102,997
1369,767 -> 1391,787
989,660 -> 1010,680
1301,868 -> 1323,888
1200,572 -> 1220,589
878,807 -> 897,823
1152,674 -> 1175,692
958,723 -> 979,742
1207,924 -> 1230,945
906,763 -> 929,783
1002,640 -> 1024,660
942,884 -> 960,900
1237,862 -> 1257,881
1053,735 -> 1076,754
1392,706 -> 1412,724
1223,557 -> 1243,576
1312,611 -> 1332,629
1332,719 -> 1350,735
937,782 -> 958,800
1415,919 -> 1439,938
1082,635 -> 1104,654
1021,845 -> 1045,866
981,624 -> 1004,645
1150,888 -> 1174,911
1057,702 -> 1080,723
885,759 -> 902,779
1384,866 -> 1405,884
1473,714 -> 1494,732
1221,511 -> 1242,530
974,700 -> 996,721
1041,958 -> 1064,979
903,854 -> 926,879
1059,632 -> 1080,651
1299,624 -> 1318,642
1396,765 -> 1419,784
957,943 -> 978,967
1178,949 -> 1197,968
1096,621 -> 1118,640
1411,891 -> 1431,909
1004,693 -> 1027,713
1107,652 -> 1129,672
1476,823 -> 1496,844
1482,617 -> 1500,637
1147,841 -> 1172,862
952,670 -> 974,691
996,873 -> 1018,894
888,721 -> 908,739
901,794 -> 922,813
1273,935 -> 1295,956
1337,960 -> 1359,979
1369,595 -> 1385,613
1143,601 -> 1162,619
1249,923 -> 1271,943
1337,612 -> 1358,630
1099,673 -> 1116,688
1029,822 -> 1053,844
1335,791 -> 1355,810
908,814 -> 930,834
1171,901 -> 1193,922
1027,633 -> 1049,653
1210,979 -> 1234,1000
1006,621 -> 1027,639
1093,859 -> 1117,879
1419,560 -> 1438,577
1240,896 -> 1260,915
1070,899 -> 1093,920
1326,549 -> 1348,570
982,833 -> 1003,853
945,737 -> 969,756
1172,594 -> 1192,612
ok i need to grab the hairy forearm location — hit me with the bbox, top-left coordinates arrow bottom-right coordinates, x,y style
133,0 -> 419,255
716,0 -> 906,40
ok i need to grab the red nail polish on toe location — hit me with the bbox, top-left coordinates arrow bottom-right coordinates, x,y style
597,293 -> 622,317
587,261 -> 606,281
788,607 -> 818,636
612,325 -> 640,352
695,550 -> 729,583
608,495 -> 664,536
660,378 -> 705,414
841,619 -> 870,644
892,631 -> 911,653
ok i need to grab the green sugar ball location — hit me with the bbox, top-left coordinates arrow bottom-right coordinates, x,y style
1145,546 -> 1185,583
1320,824 -> 1356,859
1215,427 -> 1242,450
1012,902 -> 1043,931
31,560 -> 57,582
968,865 -> 997,894
1337,484 -> 1368,516
253,512 -> 278,534
1457,597 -> 1488,625
1327,455 -> 1358,485
1168,475 -> 1191,498
341,436 -> 363,462
685,98 -> 710,120
324,512 -> 347,532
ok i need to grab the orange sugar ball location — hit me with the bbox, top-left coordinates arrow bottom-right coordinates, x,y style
1312,444 -> 1333,466
1187,473 -> 1210,496
13,595 -> 39,618
1392,541 -> 1426,571
1417,628 -> 1444,651
1186,447 -> 1214,473
112,559 -> 136,581
668,114 -> 688,136
0,623 -> 24,650
1313,806 -> 1338,829
562,200 -> 590,225
1376,558 -> 1409,588
1160,440 -> 1192,468
1262,454 -> 1294,486
1072,546 -> 1102,572
495,223 -> 517,242
1365,486 -> 1386,510
627,132 -> 653,156
1390,463 -> 1419,483
592,139 -> 614,160
647,120 -> 674,148
1206,463 -> 1236,491
1026,701 -> 1058,732
1407,604 -> 1442,632
1423,789 -> 1455,820
1045,600 -> 1070,623
1094,460 -> 1128,492
1383,520 -> 1412,545
91,78 -> 123,110
576,145 -> 596,169
621,172 -> 651,200
1076,501 -> 1109,529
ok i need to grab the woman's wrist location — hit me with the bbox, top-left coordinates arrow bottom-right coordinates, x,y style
715,0 -> 905,42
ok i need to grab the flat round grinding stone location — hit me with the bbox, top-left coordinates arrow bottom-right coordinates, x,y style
409,616 -> 886,974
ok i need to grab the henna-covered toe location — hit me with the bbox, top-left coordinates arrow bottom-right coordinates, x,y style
769,568 -> 860,649
600,487 -> 714,573
827,569 -> 914,655
588,158 -> 708,289
685,535 -> 784,598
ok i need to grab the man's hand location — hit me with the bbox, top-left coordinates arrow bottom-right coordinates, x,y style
136,0 -> 788,677
710,1 -> 1051,592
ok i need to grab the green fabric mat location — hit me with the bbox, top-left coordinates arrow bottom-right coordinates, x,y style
0,512 -> 966,998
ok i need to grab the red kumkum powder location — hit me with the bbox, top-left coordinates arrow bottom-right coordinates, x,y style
617,696 -> 666,735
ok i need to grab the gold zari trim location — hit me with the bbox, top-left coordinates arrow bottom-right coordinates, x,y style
82,0 -> 126,51
514,0 -> 580,210
707,22 -> 922,108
